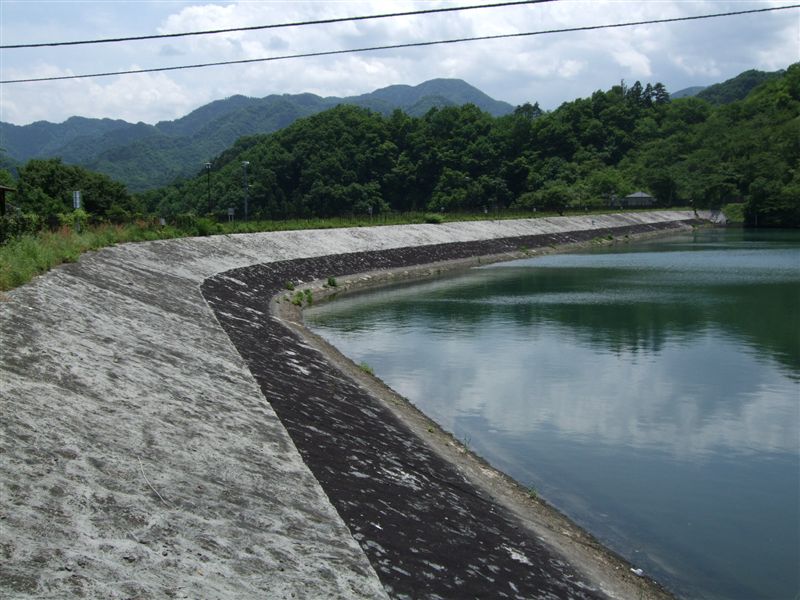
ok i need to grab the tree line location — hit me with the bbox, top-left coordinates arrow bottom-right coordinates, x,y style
2,63 -> 798,239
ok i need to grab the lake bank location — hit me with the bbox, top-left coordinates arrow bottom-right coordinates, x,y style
303,227 -> 800,599
1,212 -> 699,598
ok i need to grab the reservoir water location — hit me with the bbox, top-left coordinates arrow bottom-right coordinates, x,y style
305,228 -> 800,600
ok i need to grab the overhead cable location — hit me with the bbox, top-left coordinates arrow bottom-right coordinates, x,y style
0,0 -> 557,49
1,4 -> 797,84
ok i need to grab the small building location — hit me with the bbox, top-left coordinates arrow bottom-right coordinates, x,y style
620,191 -> 656,208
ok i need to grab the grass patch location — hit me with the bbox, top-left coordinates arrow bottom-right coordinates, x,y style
358,362 -> 374,376
0,223 -> 184,291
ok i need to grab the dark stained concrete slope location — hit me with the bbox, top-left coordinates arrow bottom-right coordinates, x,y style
202,221 -> 692,598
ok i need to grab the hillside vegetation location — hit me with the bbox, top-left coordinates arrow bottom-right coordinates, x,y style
2,65 -> 798,238
138,64 -> 799,227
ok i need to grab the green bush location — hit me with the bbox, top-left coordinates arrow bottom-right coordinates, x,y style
722,202 -> 745,224
0,212 -> 42,244
424,213 -> 444,224
173,213 -> 198,230
195,217 -> 221,237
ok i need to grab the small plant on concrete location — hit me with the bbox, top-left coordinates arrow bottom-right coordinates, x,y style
527,486 -> 538,500
358,362 -> 374,376
292,291 -> 304,306
285,281 -> 295,291
304,288 -> 313,306
326,276 -> 338,288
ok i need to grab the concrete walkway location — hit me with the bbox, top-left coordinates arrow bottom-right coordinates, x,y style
1,212 -> 697,598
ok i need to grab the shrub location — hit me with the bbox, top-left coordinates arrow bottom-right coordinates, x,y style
424,213 -> 444,224
358,362 -> 374,375
195,217 -> 221,237
0,212 -> 42,244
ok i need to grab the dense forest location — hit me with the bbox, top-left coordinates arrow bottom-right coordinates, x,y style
2,64 -> 798,237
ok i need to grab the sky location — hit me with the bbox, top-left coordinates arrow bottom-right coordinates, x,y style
0,0 -> 798,126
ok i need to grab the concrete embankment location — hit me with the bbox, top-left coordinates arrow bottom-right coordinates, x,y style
1,212 -> 698,598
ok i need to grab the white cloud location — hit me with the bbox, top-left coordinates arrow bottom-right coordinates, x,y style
554,58 -> 585,79
671,54 -> 722,78
0,0 -> 798,124
612,47 -> 653,77
0,63 -> 195,125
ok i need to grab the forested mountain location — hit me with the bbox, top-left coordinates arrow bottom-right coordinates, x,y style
696,68 -> 783,104
0,116 -> 139,163
661,68 -> 782,103
134,64 -> 798,227
0,79 -> 514,191
2,71 -> 782,195
343,79 -> 514,116
6,65 -> 798,230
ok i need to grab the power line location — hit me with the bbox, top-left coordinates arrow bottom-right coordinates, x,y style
2,4 -> 797,85
0,0 -> 557,49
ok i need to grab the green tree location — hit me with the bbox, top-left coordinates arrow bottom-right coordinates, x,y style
17,158 -> 134,222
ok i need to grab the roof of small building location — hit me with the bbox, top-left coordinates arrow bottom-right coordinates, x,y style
625,191 -> 654,198
0,185 -> 16,192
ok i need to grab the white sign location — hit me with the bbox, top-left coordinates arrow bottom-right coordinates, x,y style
72,190 -> 81,209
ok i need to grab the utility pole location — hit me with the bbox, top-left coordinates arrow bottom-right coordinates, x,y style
242,161 -> 250,221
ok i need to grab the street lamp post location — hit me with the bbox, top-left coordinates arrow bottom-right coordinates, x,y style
242,161 -> 250,221
205,162 -> 212,214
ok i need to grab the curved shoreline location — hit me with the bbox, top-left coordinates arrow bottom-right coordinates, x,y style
282,223 -> 697,599
203,220 -> 694,599
1,212 -> 699,598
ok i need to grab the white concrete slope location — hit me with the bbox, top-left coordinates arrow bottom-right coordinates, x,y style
0,211 -> 695,599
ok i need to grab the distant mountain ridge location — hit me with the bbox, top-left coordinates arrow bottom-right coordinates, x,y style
671,86 -> 706,99
671,68 -> 783,103
0,79 -> 514,191
695,69 -> 783,104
